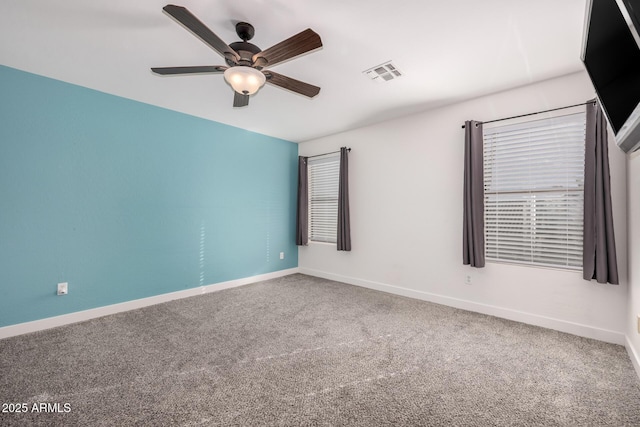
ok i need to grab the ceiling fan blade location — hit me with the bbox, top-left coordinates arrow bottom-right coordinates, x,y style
233,91 -> 250,107
263,70 -> 320,98
163,5 -> 240,63
252,28 -> 322,68
151,66 -> 227,75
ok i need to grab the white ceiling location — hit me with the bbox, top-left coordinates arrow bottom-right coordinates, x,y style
0,0 -> 587,142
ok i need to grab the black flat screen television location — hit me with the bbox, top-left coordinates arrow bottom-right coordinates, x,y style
581,0 -> 640,153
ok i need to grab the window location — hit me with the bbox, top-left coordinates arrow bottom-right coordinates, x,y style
483,111 -> 586,270
308,154 -> 340,243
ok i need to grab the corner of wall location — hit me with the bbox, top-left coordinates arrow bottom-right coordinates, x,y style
625,143 -> 640,380
626,335 -> 640,380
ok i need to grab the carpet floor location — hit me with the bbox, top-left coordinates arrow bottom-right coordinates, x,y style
1,273 -> 639,426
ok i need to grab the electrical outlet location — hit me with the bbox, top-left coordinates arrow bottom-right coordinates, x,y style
279,252 -> 285,260
465,275 -> 472,285
57,282 -> 68,296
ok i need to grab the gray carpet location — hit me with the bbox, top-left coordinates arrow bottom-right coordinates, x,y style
1,273 -> 639,426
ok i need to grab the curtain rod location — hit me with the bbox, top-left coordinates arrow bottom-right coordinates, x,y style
305,147 -> 351,159
461,100 -> 596,129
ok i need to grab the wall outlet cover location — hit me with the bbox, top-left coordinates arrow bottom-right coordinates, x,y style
57,282 -> 68,296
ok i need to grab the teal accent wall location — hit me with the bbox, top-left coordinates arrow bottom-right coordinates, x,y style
0,65 -> 299,327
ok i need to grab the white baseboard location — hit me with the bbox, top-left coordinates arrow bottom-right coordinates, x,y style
626,336 -> 640,380
0,268 -> 300,340
299,267 -> 626,346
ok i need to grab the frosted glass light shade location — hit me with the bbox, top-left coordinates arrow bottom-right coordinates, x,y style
223,66 -> 266,95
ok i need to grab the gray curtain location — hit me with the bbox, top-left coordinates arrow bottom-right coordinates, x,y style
583,101 -> 618,284
463,120 -> 485,267
296,156 -> 308,246
337,147 -> 351,251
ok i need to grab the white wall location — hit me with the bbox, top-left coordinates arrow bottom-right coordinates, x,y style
627,149 -> 640,372
299,72 -> 628,345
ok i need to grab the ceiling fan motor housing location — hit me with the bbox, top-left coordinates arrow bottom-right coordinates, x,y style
226,22 -> 263,67
228,40 -> 261,67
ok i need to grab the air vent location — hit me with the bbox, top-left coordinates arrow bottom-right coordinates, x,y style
363,61 -> 403,83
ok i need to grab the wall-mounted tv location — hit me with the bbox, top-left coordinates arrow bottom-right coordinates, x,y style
581,0 -> 640,153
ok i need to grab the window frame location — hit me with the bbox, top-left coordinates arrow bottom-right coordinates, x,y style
482,109 -> 587,271
307,153 -> 340,244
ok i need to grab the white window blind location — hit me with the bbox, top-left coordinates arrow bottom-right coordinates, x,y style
483,111 -> 586,270
308,154 -> 340,243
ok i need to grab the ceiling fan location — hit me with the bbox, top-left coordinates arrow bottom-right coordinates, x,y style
151,4 -> 323,107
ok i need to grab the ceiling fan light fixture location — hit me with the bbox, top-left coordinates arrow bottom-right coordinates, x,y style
223,66 -> 266,95
153,6 -> 322,107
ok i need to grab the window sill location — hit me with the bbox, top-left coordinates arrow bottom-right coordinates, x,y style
486,259 -> 583,274
308,240 -> 336,247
